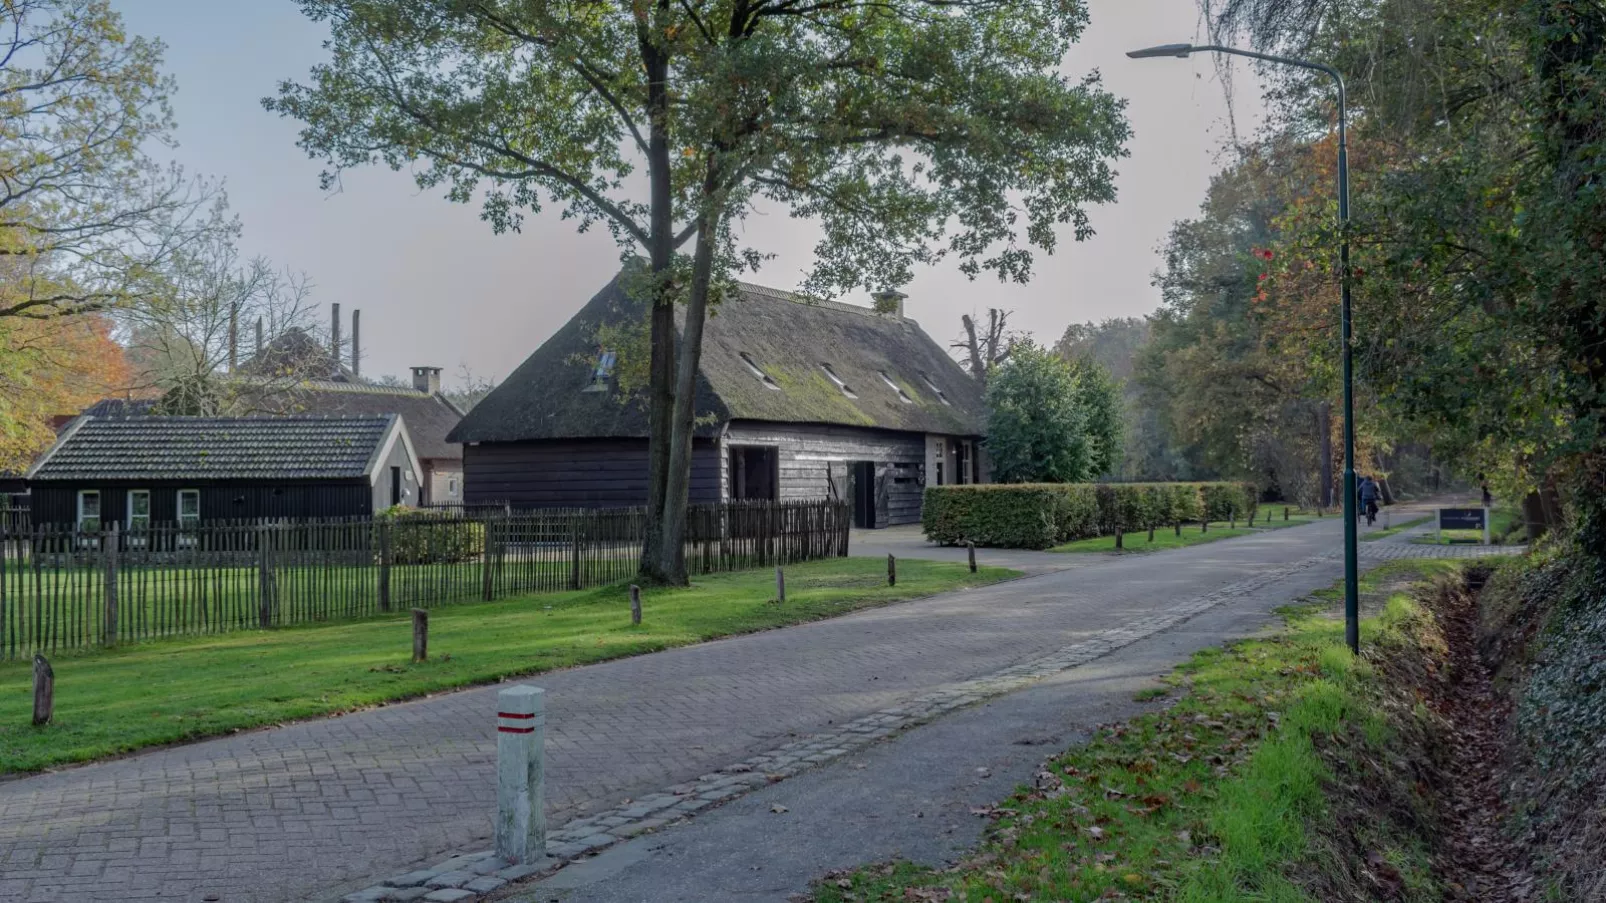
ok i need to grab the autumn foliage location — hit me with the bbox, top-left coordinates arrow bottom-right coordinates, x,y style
0,315 -> 131,473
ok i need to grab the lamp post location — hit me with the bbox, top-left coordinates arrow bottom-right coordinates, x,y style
1128,42 -> 1359,654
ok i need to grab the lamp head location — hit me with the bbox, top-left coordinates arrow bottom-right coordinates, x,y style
1126,43 -> 1195,59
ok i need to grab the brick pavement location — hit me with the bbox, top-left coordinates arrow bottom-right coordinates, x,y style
0,516 -> 1500,903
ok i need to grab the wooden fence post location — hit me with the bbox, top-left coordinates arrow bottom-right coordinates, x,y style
1148,524 -> 1156,543
32,654 -> 52,726
1175,521 -> 1182,537
1284,506 -> 1290,521
103,523 -> 119,646
630,585 -> 642,624
412,608 -> 428,662
887,553 -> 896,587
967,541 -> 977,573
569,519 -> 582,590
257,523 -> 276,629
1115,527 -> 1124,550
775,567 -> 785,603
377,521 -> 392,613
481,514 -> 496,602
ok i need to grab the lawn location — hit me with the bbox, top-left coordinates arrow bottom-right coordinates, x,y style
1051,512 -> 1318,554
0,557 -> 1017,774
1361,514 -> 1432,541
813,558 -> 1463,903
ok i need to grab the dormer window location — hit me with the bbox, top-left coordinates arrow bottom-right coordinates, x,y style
879,370 -> 914,403
820,363 -> 857,398
919,372 -> 951,405
739,352 -> 781,390
584,349 -> 616,392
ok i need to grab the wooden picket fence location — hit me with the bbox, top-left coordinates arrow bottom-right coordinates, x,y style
0,499 -> 849,660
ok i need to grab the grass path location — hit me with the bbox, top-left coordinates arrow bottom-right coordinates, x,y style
1051,512 -> 1321,554
1,558 -> 1016,775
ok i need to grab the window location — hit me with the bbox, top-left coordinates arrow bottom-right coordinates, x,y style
728,446 -> 779,500
77,490 -> 101,532
177,489 -> 201,528
738,352 -> 781,389
127,490 -> 151,531
878,370 -> 914,403
585,349 -> 617,392
918,372 -> 951,405
820,363 -> 858,398
447,476 -> 459,498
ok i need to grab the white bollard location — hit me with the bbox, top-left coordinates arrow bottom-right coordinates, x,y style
496,685 -> 546,863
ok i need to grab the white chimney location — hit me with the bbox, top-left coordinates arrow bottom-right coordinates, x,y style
872,289 -> 907,320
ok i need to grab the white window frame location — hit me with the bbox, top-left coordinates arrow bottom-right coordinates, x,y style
447,476 -> 459,498
77,490 -> 101,532
176,489 -> 201,528
127,490 -> 151,530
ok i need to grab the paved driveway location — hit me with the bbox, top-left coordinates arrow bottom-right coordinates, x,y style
0,513 -> 1502,903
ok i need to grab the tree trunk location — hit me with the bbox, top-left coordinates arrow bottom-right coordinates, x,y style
1318,402 -> 1335,509
637,27 -> 679,584
657,176 -> 722,584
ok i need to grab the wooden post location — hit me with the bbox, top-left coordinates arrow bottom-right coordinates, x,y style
1114,529 -> 1123,550
257,523 -> 277,628
774,567 -> 785,603
481,514 -> 496,602
377,521 -> 392,613
967,541 -> 977,573
1284,506 -> 1290,521
1230,514 -> 1236,530
630,585 -> 642,624
569,520 -> 581,590
412,608 -> 428,662
886,553 -> 896,587
1175,521 -> 1182,537
1148,525 -> 1156,543
103,523 -> 119,646
32,654 -> 52,726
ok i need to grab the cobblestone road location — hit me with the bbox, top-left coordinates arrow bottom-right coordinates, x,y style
0,513 -> 1508,903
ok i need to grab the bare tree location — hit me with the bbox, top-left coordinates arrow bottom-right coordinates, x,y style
952,309 -> 1020,389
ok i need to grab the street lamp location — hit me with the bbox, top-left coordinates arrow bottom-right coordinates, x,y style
1128,42 -> 1359,654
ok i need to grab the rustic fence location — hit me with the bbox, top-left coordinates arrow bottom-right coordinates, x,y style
0,499 -> 849,660
1,501 -> 27,534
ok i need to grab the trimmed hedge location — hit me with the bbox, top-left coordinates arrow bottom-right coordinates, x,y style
922,482 -> 1258,550
379,506 -> 486,564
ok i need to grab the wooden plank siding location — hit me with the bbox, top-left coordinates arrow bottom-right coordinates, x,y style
723,421 -> 929,528
462,438 -> 722,509
27,482 -> 378,528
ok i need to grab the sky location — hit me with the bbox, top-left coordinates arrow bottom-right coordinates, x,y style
110,1 -> 1267,388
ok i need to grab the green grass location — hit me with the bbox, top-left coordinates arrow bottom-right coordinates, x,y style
812,559 -> 1458,903
1053,523 -> 1260,553
1411,508 -> 1520,545
0,557 -> 1017,774
1360,515 -> 1433,542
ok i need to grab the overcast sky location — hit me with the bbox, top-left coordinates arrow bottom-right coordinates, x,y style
111,1 -> 1266,387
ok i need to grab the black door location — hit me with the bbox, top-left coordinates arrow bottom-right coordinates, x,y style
852,461 -> 877,529
390,467 -> 402,506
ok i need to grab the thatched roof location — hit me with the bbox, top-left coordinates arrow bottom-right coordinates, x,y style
450,270 -> 985,444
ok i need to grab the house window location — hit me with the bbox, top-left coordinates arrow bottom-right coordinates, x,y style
728,446 -> 779,500
738,352 -> 781,390
820,363 -> 858,398
447,476 -> 459,498
77,490 -> 101,532
918,372 -> 951,405
584,349 -> 617,392
177,489 -> 201,528
878,370 -> 914,403
127,490 -> 151,531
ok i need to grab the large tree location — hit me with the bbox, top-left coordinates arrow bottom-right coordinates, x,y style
984,340 -> 1120,484
268,0 -> 1128,583
0,0 -> 223,321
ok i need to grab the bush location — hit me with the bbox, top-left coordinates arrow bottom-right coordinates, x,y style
378,506 -> 486,564
924,481 -> 1259,549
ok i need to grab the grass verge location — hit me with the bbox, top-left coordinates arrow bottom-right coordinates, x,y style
1360,515 -> 1432,542
1052,512 -> 1323,554
1,557 -> 1016,775
812,559 -> 1465,903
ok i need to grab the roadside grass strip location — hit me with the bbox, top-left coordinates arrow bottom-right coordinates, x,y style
813,560 -> 1460,903
1361,515 -> 1433,542
1,558 -> 1016,774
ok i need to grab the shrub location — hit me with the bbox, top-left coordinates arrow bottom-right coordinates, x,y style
378,506 -> 486,564
925,481 -> 1259,548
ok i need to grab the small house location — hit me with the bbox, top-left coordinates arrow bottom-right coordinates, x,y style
25,415 -> 422,530
448,271 -> 987,527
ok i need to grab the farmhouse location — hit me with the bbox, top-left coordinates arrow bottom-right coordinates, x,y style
25,415 -> 422,529
449,271 -> 987,527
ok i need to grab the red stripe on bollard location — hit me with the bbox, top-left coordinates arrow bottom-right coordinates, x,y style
497,711 -> 535,719
497,726 -> 535,734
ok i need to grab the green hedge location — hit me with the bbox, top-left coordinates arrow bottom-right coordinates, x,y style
379,506 -> 486,564
922,482 -> 1258,550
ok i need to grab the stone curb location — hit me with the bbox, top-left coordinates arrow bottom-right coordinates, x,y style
338,555 -> 1335,903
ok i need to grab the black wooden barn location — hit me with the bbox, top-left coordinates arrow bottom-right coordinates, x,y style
448,270 -> 988,528
25,415 -> 423,529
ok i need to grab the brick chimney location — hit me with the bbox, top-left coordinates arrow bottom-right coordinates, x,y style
351,309 -> 361,377
872,289 -> 907,320
411,366 -> 442,395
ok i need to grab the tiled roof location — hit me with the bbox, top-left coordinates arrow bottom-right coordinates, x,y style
271,383 -> 463,460
28,416 -> 399,482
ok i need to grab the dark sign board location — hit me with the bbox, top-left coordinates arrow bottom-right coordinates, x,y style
1439,508 -> 1486,530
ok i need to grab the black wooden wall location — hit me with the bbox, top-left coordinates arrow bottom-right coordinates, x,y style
28,481 -> 377,528
723,421 -> 927,527
463,438 -> 723,508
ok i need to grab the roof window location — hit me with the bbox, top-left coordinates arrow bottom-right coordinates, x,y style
879,370 -> 914,403
739,352 -> 781,390
584,349 -> 616,392
819,363 -> 858,398
918,372 -> 951,405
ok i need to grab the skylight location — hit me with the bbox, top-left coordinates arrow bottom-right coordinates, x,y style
820,363 -> 858,398
919,372 -> 951,405
739,352 -> 781,390
584,349 -> 617,392
879,370 -> 914,403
